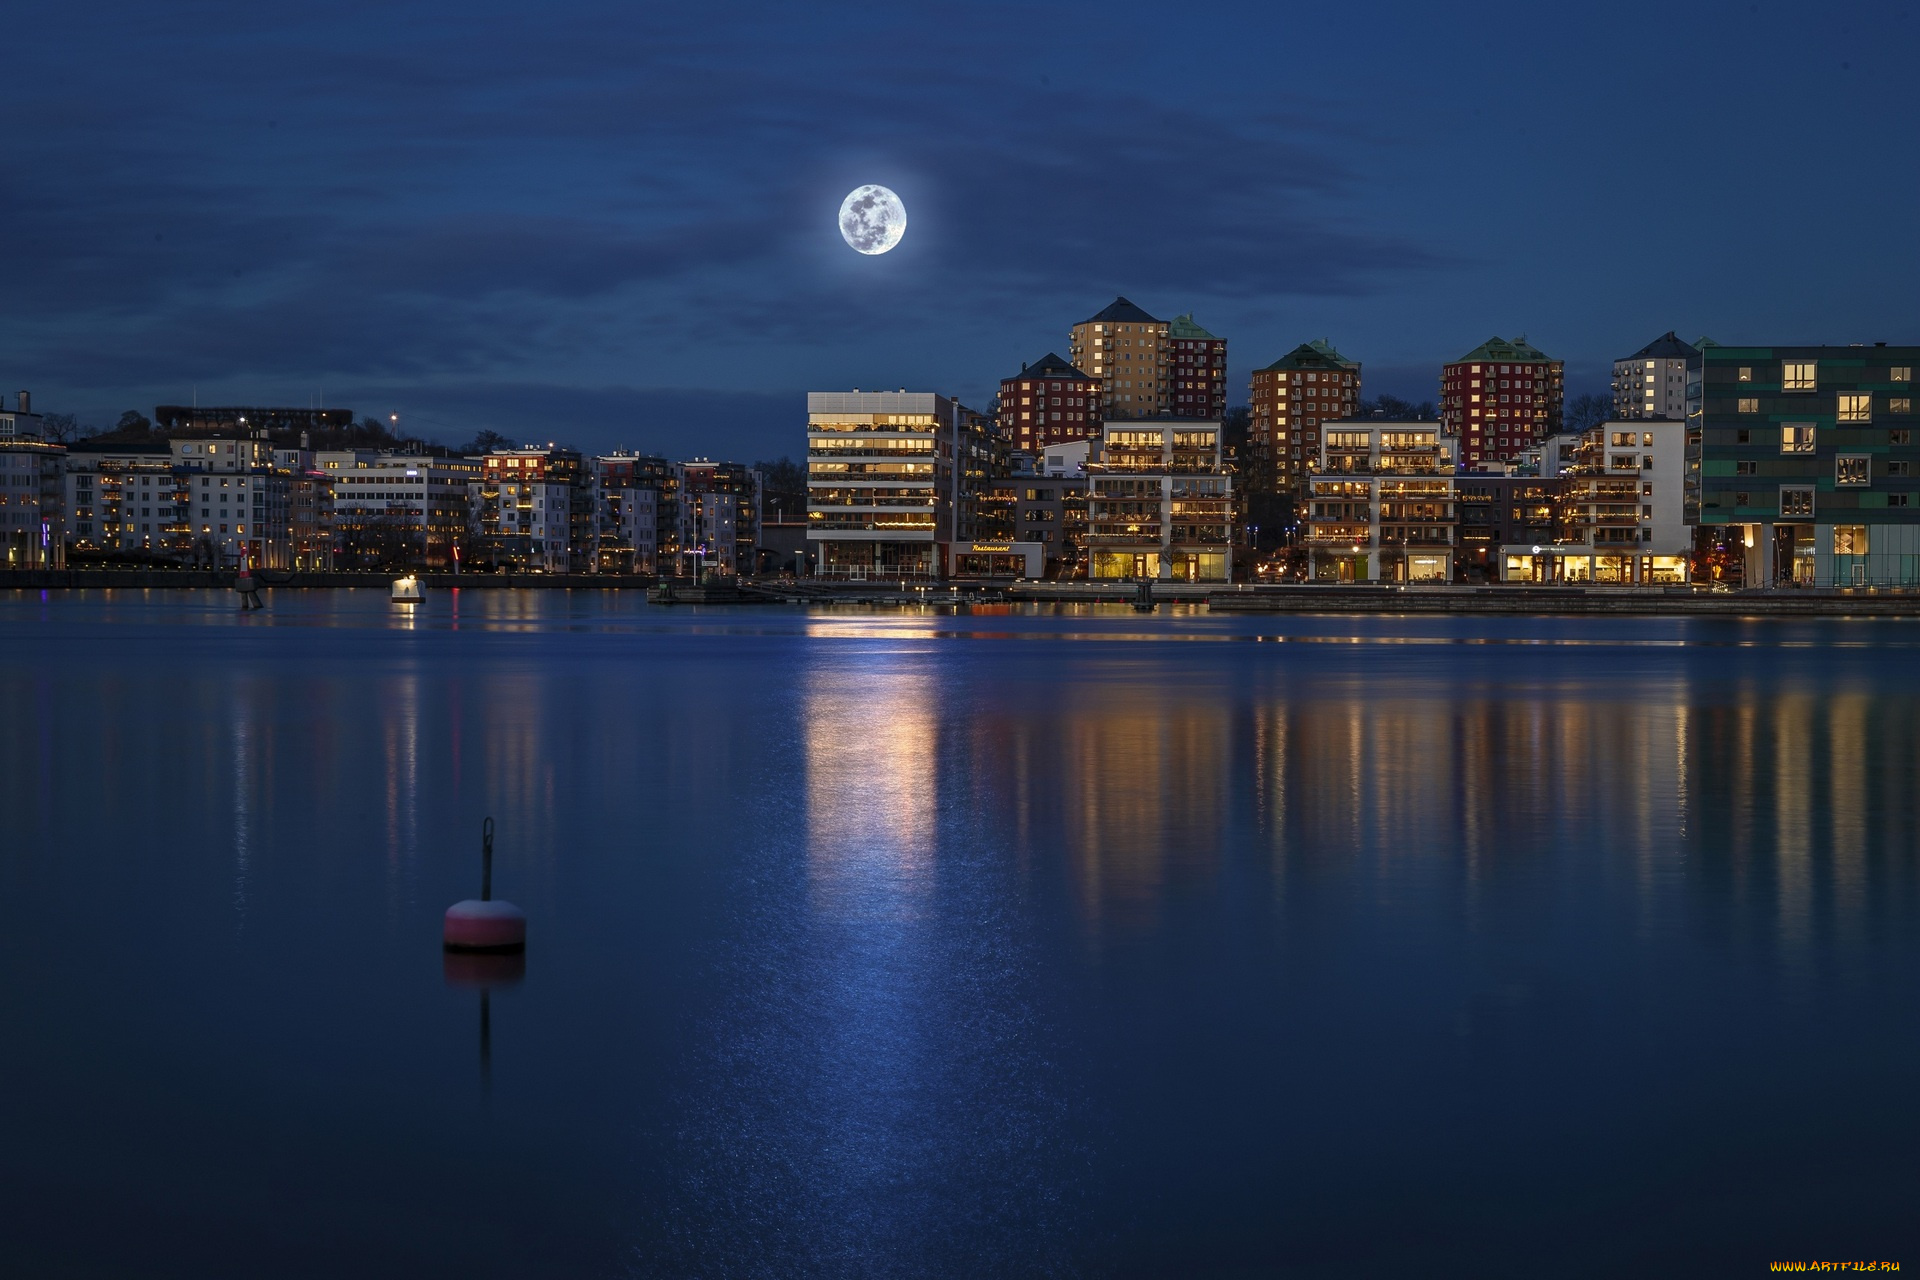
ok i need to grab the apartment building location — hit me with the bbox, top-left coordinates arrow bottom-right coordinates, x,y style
323,452 -> 479,569
806,390 -> 958,580
674,460 -> 762,576
63,441 -> 187,557
1440,337 -> 1566,469
0,393 -> 64,567
1502,419 -> 1689,584
998,353 -> 1099,452
1086,419 -> 1232,582
1306,422 -> 1457,582
594,453 -> 674,574
1067,298 -> 1227,423
1168,314 -> 1227,420
1612,332 -> 1698,421
1248,340 -> 1361,492
1454,477 -> 1559,582
1688,342 -> 1920,586
469,447 -> 586,572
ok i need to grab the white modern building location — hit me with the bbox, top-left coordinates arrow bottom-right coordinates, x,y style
0,393 -> 63,567
1086,418 -> 1233,581
324,452 -> 478,568
1306,421 -> 1457,582
806,390 -> 959,581
64,441 -> 186,555
1501,419 -> 1690,585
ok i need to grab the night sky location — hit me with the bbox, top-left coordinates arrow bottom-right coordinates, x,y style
4,1 -> 1914,462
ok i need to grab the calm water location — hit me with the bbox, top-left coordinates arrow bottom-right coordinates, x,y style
2,590 -> 1918,1277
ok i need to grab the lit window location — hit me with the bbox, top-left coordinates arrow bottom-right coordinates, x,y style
1783,361 -> 1817,391
1838,394 -> 1872,423
1738,398 -> 1759,414
1893,367 -> 1912,382
1738,367 -> 1753,382
1781,425 -> 1815,453
1834,525 -> 1869,555
1837,455 -> 1870,486
1781,488 -> 1814,517
1893,398 -> 1913,415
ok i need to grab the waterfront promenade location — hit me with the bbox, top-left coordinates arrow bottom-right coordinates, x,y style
9,568 -> 1920,615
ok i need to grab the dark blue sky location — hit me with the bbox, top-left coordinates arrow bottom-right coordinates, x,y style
4,1 -> 1914,462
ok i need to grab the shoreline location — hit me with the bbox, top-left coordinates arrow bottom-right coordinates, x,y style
6,569 -> 1920,615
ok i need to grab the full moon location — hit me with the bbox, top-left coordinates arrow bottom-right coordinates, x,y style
838,185 -> 906,255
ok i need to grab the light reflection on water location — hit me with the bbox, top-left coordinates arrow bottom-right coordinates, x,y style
0,591 -> 1918,1276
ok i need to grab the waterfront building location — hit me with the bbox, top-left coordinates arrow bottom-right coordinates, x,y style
1086,418 -> 1233,581
1612,332 -> 1697,421
806,390 -> 962,581
1440,337 -> 1566,469
1453,476 -> 1559,581
1305,421 -> 1456,582
1248,340 -> 1361,493
998,353 -> 1099,452
322,452 -> 479,569
171,438 -> 298,568
0,393 -> 64,567
675,460 -> 763,577
1501,419 -> 1690,585
593,453 -> 673,574
1168,314 -> 1228,420
63,441 -> 187,557
1015,449 -> 1088,577
469,447 -> 587,572
1688,342 -> 1920,586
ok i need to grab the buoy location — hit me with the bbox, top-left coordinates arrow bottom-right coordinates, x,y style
444,818 -> 525,952
392,574 -> 425,603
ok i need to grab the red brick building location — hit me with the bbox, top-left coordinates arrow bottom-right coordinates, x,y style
998,353 -> 1100,451
1248,339 -> 1360,492
1440,336 -> 1565,469
1168,313 -> 1227,419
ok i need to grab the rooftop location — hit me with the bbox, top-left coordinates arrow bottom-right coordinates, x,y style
1258,339 -> 1358,372
1167,313 -> 1219,340
1618,331 -> 1698,362
1454,335 -> 1556,364
1008,352 -> 1094,381
1079,296 -> 1161,325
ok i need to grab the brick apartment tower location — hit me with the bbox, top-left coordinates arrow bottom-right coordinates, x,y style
998,353 -> 1101,451
1168,314 -> 1228,419
1439,336 -> 1565,469
1248,340 -> 1360,491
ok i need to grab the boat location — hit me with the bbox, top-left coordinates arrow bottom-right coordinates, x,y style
391,575 -> 425,603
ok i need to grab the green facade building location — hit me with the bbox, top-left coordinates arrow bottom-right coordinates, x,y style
1689,344 -> 1920,585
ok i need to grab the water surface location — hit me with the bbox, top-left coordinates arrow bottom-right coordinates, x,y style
1,589 -> 1916,1277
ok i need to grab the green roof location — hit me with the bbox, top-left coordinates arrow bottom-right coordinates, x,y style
1168,312 -> 1218,340
1258,339 -> 1358,372
1454,334 -> 1555,364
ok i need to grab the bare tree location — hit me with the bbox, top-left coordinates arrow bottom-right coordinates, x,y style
1566,393 -> 1612,433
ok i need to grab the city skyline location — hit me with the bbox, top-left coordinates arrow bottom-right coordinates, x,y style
4,2 -> 1915,463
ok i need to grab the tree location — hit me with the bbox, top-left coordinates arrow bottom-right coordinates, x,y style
116,410 -> 153,435
458,429 -> 513,457
1566,393 -> 1612,434
39,412 -> 83,444
753,456 -> 807,520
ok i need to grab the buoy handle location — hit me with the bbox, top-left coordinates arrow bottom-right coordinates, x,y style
481,817 -> 494,901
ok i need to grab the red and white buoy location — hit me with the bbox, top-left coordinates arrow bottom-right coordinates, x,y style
444,818 -> 525,952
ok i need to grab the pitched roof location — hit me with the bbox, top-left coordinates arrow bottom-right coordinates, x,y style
1007,352 -> 1094,381
1619,330 -> 1699,362
1258,339 -> 1359,372
1454,334 -> 1556,364
1168,313 -> 1218,340
1080,296 -> 1161,325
